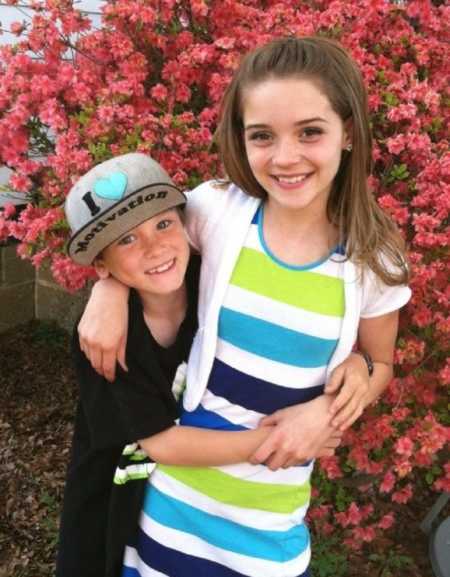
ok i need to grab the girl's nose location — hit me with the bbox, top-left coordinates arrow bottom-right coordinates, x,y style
273,139 -> 301,166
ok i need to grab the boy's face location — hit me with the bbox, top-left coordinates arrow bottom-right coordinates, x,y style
95,209 -> 190,296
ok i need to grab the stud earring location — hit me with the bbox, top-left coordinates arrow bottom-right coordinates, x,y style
345,143 -> 353,152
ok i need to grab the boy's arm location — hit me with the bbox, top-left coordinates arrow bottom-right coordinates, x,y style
139,426 -> 274,467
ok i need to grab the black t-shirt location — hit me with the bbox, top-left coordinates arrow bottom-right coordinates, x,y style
56,256 -> 200,577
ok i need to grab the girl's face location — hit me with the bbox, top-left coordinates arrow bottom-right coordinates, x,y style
95,209 -> 190,296
242,77 -> 350,217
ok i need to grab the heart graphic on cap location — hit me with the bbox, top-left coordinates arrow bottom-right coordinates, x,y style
94,172 -> 128,201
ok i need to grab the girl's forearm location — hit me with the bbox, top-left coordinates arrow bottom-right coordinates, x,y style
363,361 -> 393,408
139,425 -> 272,466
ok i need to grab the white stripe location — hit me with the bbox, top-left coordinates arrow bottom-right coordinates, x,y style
139,511 -> 311,577
213,460 -> 314,486
223,284 -> 343,339
114,463 -> 155,483
123,546 -> 168,576
151,469 -> 310,531
245,223 -> 262,252
217,338 -> 327,389
200,389 -> 264,429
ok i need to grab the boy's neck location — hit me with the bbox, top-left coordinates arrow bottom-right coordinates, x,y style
138,283 -> 188,348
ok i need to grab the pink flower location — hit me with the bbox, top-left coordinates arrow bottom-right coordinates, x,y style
395,436 -> 414,457
2,203 -> 16,218
380,471 -> 396,494
392,484 -> 413,504
378,513 -> 395,530
353,526 -> 376,543
386,134 -> 406,155
10,21 -> 25,36
151,84 -> 168,103
9,173 -> 32,192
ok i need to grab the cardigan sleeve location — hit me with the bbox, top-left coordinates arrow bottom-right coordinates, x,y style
359,259 -> 411,319
185,180 -> 235,252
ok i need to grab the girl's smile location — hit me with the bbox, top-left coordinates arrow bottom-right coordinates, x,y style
243,77 -> 350,217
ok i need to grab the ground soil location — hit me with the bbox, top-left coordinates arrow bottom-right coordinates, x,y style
0,321 -> 445,576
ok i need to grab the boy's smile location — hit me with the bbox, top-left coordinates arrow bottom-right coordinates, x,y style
95,209 -> 190,298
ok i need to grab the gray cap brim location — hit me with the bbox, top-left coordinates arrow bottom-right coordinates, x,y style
67,182 -> 186,265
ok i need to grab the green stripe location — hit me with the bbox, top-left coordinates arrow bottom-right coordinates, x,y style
231,248 -> 344,317
159,465 -> 311,514
114,470 -> 149,485
129,451 -> 148,461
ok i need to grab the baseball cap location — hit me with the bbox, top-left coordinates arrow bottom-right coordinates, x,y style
65,153 -> 186,265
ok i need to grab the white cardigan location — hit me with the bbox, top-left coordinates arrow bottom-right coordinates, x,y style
184,181 -> 411,411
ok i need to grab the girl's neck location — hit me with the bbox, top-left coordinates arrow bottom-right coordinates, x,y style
139,283 -> 188,348
262,200 -> 339,267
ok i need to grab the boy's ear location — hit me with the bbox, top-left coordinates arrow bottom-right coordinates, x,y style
94,258 -> 110,280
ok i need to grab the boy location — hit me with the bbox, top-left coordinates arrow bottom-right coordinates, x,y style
57,153 -> 275,577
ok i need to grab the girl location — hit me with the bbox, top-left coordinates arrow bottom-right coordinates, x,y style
80,37 -> 410,576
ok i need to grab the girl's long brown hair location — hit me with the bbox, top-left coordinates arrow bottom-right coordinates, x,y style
215,36 -> 408,286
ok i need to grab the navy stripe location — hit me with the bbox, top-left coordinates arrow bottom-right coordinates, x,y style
180,404 -> 248,431
125,532 -> 311,577
121,567 -> 139,577
132,526 -> 254,577
208,359 -> 325,414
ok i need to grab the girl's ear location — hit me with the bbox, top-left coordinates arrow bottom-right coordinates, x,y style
93,258 -> 110,280
343,118 -> 353,150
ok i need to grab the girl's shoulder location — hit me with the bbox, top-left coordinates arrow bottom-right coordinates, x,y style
186,180 -> 259,226
187,179 -> 254,206
352,253 -> 411,319
185,180 -> 260,251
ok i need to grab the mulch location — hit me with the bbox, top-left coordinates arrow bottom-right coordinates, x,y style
0,321 -> 443,577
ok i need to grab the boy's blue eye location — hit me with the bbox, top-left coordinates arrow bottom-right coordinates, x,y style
117,234 -> 135,246
157,219 -> 172,230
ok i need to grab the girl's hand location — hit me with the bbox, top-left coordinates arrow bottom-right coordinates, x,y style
250,395 -> 342,470
325,352 -> 370,431
78,277 -> 130,381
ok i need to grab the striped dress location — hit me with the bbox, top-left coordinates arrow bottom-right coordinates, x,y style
122,207 -> 345,577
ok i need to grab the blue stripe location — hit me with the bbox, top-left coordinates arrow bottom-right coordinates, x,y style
219,308 -> 338,368
251,206 -> 260,224
144,486 -> 309,562
208,359 -> 325,414
180,404 -> 247,431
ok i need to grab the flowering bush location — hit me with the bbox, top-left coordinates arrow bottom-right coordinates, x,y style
0,0 -> 448,553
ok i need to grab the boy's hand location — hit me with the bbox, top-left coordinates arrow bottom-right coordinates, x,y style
325,352 -> 369,431
78,277 -> 129,381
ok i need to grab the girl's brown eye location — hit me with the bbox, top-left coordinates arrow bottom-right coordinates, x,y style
248,131 -> 272,141
301,127 -> 323,140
